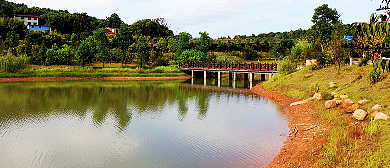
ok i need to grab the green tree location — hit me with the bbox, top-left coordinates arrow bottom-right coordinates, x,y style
129,18 -> 173,38
116,23 -> 133,66
176,32 -> 191,61
311,4 -> 341,52
104,13 -> 122,28
76,40 -> 92,67
93,28 -> 110,67
135,35 -> 150,68
291,40 -> 312,64
194,31 -> 212,54
167,37 -> 176,53
242,38 -> 257,60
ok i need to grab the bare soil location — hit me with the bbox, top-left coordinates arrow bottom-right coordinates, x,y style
251,83 -> 331,167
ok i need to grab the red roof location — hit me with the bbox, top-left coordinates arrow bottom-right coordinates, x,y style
14,14 -> 39,18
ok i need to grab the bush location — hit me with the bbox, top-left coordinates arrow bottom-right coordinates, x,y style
358,56 -> 369,67
0,52 -> 29,73
215,55 -> 243,63
277,59 -> 296,75
177,49 -> 208,63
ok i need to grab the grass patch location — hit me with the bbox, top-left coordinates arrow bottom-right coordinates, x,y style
0,65 -> 187,78
263,64 -> 390,167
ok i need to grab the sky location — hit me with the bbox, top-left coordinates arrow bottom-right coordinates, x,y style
9,0 -> 387,38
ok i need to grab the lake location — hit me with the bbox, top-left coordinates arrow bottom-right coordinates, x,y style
0,79 -> 288,167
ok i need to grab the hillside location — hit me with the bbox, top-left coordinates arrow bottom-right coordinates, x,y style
261,64 -> 390,167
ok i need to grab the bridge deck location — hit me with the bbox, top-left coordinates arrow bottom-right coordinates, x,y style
178,62 -> 278,73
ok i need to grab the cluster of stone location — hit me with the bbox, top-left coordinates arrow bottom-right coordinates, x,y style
323,82 -> 389,121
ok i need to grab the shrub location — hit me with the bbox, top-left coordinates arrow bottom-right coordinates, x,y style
177,49 -> 208,63
215,55 -> 243,63
0,52 -> 29,73
277,59 -> 296,75
358,56 -> 369,67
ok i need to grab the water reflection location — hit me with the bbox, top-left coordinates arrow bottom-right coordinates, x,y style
0,80 -> 288,167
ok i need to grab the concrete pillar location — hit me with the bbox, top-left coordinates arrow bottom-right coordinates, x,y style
269,74 -> 272,80
350,57 -> 352,66
233,72 -> 237,81
191,70 -> 194,78
191,78 -> 194,85
233,80 -> 236,89
204,71 -> 207,86
218,71 -> 221,81
249,73 -> 253,82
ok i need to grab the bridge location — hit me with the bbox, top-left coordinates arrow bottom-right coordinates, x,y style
178,62 -> 278,88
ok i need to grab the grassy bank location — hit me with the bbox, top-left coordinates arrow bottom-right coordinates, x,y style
262,64 -> 390,167
0,64 -> 188,78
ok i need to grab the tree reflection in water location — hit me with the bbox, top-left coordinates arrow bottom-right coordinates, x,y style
0,80 -> 222,132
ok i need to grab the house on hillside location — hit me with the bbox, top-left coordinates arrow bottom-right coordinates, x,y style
14,14 -> 39,25
14,14 -> 50,32
105,28 -> 119,35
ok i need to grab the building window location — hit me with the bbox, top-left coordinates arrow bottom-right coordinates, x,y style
28,17 -> 31,20
28,22 -> 31,25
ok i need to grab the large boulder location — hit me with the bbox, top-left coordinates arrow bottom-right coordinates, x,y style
374,112 -> 390,120
334,98 -> 342,105
372,104 -> 382,111
353,109 -> 367,121
341,99 -> 354,108
352,104 -> 360,111
325,100 -> 337,109
345,107 -> 354,113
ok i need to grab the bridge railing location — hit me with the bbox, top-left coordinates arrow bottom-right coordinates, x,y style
178,62 -> 277,72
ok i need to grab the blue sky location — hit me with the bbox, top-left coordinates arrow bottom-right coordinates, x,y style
10,0 -> 386,38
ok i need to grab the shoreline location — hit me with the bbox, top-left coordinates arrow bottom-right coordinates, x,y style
0,76 -> 192,82
251,83 -> 330,167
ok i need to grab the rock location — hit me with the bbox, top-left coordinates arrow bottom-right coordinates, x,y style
371,111 -> 379,118
372,104 -> 382,111
345,107 -> 354,113
329,84 -> 337,88
304,74 -> 313,78
313,93 -> 322,100
341,99 -> 354,108
340,95 -> 349,99
352,104 -> 360,111
335,99 -> 342,105
331,91 -> 337,95
325,100 -> 337,109
374,112 -> 390,120
290,98 -> 313,106
358,99 -> 369,105
328,81 -> 334,85
353,109 -> 367,121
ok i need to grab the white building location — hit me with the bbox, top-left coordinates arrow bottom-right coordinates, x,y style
14,14 -> 39,25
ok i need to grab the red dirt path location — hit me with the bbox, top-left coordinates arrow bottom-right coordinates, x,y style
251,83 -> 330,167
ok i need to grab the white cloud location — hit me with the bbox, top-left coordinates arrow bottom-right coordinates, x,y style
254,12 -> 284,21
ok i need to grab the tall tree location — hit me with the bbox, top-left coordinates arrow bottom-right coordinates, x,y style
194,31 -> 212,55
311,4 -> 340,52
93,28 -> 110,67
104,13 -> 122,28
176,32 -> 191,61
135,35 -> 150,68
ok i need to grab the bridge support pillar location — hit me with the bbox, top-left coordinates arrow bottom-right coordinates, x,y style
233,80 -> 236,88
204,71 -> 207,85
217,71 -> 221,87
269,74 -> 272,80
261,74 -> 266,81
191,70 -> 194,78
233,72 -> 237,81
229,72 -> 232,80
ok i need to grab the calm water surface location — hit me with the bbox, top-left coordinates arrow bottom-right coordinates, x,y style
0,79 -> 288,167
